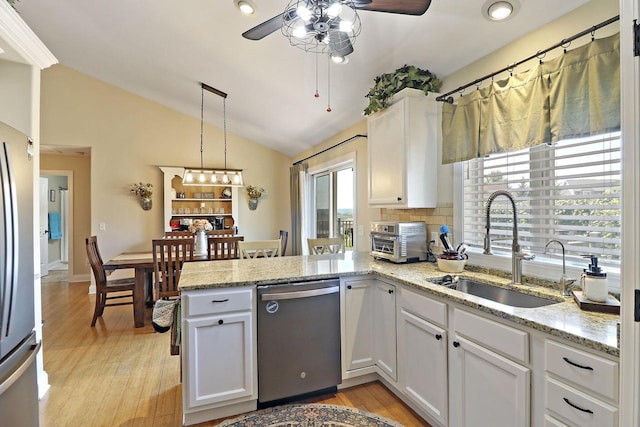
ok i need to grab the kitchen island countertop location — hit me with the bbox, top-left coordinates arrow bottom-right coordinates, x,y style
179,251 -> 620,356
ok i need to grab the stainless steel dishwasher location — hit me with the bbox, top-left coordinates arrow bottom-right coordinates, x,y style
257,278 -> 341,406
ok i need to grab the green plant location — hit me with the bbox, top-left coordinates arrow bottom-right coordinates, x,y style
364,64 -> 441,116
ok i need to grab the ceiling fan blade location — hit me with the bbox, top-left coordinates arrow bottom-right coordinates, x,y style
242,13 -> 284,40
329,32 -> 354,57
353,0 -> 432,16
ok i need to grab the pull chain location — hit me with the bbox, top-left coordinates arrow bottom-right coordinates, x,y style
314,53 -> 320,98
326,53 -> 332,112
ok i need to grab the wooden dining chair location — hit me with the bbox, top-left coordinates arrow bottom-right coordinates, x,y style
279,230 -> 289,256
207,229 -> 235,236
208,236 -> 244,260
164,231 -> 194,239
307,237 -> 345,254
238,239 -> 281,259
152,238 -> 194,301
86,236 -> 136,327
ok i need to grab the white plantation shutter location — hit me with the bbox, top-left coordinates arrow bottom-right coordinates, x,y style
462,131 -> 621,268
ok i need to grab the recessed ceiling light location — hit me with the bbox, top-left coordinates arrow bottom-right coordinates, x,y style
482,0 -> 519,22
234,0 -> 255,15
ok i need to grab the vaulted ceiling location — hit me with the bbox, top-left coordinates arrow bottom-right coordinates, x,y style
15,0 -> 590,156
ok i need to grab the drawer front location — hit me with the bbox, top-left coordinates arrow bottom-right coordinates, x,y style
454,308 -> 528,363
544,414 -> 568,427
546,377 -> 618,427
545,340 -> 618,401
400,287 -> 447,327
183,287 -> 253,317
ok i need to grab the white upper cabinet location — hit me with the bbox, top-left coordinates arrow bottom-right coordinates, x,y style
367,89 -> 440,208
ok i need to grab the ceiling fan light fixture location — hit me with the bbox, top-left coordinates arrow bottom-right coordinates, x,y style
293,24 -> 308,39
339,20 -> 353,32
235,0 -> 256,15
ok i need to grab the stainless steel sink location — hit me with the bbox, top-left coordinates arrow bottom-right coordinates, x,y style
436,278 -> 559,308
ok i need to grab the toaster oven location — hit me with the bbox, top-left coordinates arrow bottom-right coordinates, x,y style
370,221 -> 428,263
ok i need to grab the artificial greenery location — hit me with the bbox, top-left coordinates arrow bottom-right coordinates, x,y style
364,64 -> 441,116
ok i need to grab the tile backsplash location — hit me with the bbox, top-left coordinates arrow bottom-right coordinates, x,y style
380,202 -> 454,248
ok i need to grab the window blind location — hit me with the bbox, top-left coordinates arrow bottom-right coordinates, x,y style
462,132 -> 621,267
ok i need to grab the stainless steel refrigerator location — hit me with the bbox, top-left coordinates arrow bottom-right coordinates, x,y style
0,121 -> 40,426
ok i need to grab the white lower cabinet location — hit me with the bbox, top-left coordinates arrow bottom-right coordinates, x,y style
372,279 -> 397,381
182,287 -> 256,425
341,277 -> 396,380
398,308 -> 448,425
449,335 -> 531,427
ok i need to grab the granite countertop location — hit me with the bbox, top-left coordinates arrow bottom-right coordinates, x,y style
179,252 -> 620,357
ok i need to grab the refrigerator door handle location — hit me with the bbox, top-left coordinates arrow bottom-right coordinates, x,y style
0,142 -> 18,339
0,340 -> 40,396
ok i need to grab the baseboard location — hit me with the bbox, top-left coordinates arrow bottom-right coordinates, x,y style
69,274 -> 90,283
183,399 -> 256,426
47,260 -> 62,270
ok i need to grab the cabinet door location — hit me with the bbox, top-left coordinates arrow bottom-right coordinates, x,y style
367,100 -> 406,205
399,309 -> 448,425
343,279 -> 375,372
373,280 -> 397,381
184,312 -> 254,408
449,335 -> 530,427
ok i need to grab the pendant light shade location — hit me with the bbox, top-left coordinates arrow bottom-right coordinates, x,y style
182,83 -> 244,187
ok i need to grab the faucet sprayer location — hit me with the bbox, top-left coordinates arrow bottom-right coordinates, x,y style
484,190 -> 534,285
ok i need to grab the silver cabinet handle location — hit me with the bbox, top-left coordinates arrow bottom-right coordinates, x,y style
261,286 -> 339,301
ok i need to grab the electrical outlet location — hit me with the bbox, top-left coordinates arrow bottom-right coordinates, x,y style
99,222 -> 106,231
431,232 -> 439,246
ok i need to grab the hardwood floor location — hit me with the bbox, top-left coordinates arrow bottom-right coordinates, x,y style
38,275 -> 430,426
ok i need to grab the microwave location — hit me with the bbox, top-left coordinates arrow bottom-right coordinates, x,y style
370,221 -> 428,263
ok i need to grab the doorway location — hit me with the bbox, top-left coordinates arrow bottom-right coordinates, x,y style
306,155 -> 355,252
39,171 -> 72,281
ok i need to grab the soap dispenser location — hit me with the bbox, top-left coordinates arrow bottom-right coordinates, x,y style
580,255 -> 608,302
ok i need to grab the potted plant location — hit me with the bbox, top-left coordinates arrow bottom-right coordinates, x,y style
364,64 -> 442,116
130,182 -> 153,210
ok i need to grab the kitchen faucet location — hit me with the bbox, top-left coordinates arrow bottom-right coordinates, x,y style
544,239 -> 577,296
484,190 -> 535,285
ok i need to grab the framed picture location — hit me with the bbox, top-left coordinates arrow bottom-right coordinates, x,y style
49,189 -> 55,202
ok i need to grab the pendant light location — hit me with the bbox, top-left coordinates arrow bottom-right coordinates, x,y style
183,83 -> 244,187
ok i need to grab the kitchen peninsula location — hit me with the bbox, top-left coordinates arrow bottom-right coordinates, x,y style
179,252 -> 620,427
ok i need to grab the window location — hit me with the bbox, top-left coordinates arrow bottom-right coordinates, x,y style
461,132 -> 621,269
308,162 -> 355,250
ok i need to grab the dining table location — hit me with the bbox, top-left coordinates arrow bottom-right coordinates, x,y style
103,250 -> 211,327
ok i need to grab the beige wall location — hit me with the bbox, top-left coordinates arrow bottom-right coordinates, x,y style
40,154 -> 91,279
40,65 -> 292,262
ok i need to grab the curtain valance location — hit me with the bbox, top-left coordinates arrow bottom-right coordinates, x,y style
442,32 -> 620,164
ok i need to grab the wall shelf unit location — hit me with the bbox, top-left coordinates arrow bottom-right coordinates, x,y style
160,167 -> 239,232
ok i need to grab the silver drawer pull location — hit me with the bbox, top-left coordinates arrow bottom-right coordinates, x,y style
261,286 -> 339,301
211,299 -> 230,303
562,356 -> 594,371
563,397 -> 594,414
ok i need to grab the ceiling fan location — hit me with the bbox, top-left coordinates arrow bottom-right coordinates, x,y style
242,0 -> 432,60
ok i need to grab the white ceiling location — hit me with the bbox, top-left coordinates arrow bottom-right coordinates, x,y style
15,0 -> 590,157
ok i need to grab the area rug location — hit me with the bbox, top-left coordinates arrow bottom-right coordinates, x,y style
216,403 -> 404,426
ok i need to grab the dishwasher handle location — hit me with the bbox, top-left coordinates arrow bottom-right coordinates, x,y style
261,285 -> 339,301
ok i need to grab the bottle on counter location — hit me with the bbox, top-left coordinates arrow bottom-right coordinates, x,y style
580,255 -> 608,302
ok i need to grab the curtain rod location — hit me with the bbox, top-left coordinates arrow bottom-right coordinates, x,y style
292,134 -> 367,166
436,15 -> 620,103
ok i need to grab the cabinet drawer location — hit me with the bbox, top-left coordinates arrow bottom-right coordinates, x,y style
454,308 -> 528,363
183,287 -> 253,317
546,377 -> 618,427
544,414 -> 568,426
545,340 -> 618,401
400,287 -> 447,327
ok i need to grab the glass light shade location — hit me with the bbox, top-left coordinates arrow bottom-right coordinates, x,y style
339,20 -> 353,32
182,169 -> 244,187
296,4 -> 312,21
327,2 -> 342,18
293,24 -> 308,39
